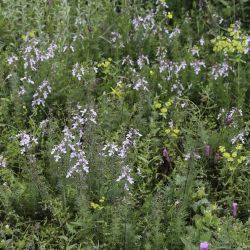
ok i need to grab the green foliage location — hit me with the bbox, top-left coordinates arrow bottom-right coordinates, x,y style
0,0 -> 249,249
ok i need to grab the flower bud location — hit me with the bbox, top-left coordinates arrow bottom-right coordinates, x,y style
163,148 -> 170,162
224,116 -> 233,125
204,144 -> 211,158
214,152 -> 220,162
232,202 -> 238,217
200,241 -> 209,250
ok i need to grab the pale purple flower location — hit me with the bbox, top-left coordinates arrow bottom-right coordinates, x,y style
118,129 -> 142,158
22,39 -> 58,71
190,60 -> 206,75
132,12 -> 156,34
224,116 -> 233,126
101,143 -> 119,157
32,80 -> 51,107
200,242 -> 209,250
7,55 -> 18,65
214,152 -> 220,162
121,55 -> 134,66
171,81 -> 184,96
17,131 -> 38,154
110,32 -> 124,48
18,86 -> 26,96
163,148 -> 170,162
133,77 -> 149,91
51,105 -> 97,177
137,55 -> 149,69
231,131 -> 248,145
190,46 -> 199,57
204,145 -> 211,158
211,62 -> 231,80
232,202 -> 238,217
169,28 -> 181,39
116,165 -> 134,191
72,62 -> 85,81
198,0 -> 203,9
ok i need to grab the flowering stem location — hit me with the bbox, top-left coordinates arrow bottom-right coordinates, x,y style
237,61 -> 240,105
123,198 -> 128,250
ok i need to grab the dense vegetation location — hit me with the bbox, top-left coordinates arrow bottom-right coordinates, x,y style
0,0 -> 249,249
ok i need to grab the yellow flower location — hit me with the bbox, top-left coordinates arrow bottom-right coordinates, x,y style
103,61 -> 111,68
21,34 -> 27,41
90,202 -> 103,210
149,70 -> 154,75
166,12 -> 173,19
227,157 -> 234,162
165,129 -> 171,134
219,146 -> 226,153
237,156 -> 247,164
223,152 -> 230,158
236,144 -> 243,151
153,102 -> 162,109
231,152 -> 237,158
212,24 -> 248,54
90,202 -> 100,209
99,196 -> 105,203
160,107 -> 168,113
165,100 -> 173,107
173,128 -> 180,135
29,31 -> 35,38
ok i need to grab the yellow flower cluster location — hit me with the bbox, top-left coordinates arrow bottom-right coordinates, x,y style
211,24 -> 248,54
153,99 -> 173,114
166,12 -> 173,19
98,58 -> 112,68
165,127 -> 180,138
90,196 -> 105,210
218,144 -> 247,164
22,31 -> 36,41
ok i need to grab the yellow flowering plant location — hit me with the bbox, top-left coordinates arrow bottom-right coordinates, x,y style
218,144 -> 247,170
153,98 -> 174,119
211,23 -> 248,55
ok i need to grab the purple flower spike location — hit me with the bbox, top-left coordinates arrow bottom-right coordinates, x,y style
232,202 -> 238,217
200,241 -> 209,250
204,145 -> 211,158
224,116 -> 233,125
163,148 -> 170,163
214,152 -> 220,162
199,0 -> 203,9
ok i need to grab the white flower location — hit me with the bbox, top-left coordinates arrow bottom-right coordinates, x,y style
7,55 -> 18,65
199,37 -> 205,46
116,165 -> 134,191
0,155 -> 6,168
169,28 -> 181,39
133,77 -> 149,91
18,86 -> 26,96
72,63 -> 85,81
